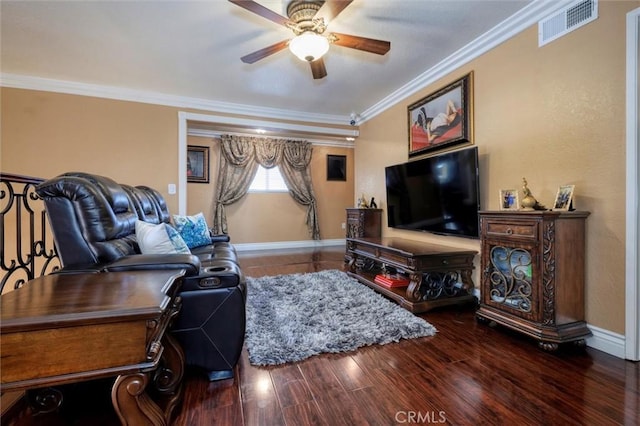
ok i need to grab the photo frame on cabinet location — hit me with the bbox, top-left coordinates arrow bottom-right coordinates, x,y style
553,185 -> 575,211
408,72 -> 473,158
499,189 -> 519,211
187,145 -> 210,183
327,154 -> 346,181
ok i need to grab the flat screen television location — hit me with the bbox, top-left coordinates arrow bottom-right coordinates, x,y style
385,146 -> 481,238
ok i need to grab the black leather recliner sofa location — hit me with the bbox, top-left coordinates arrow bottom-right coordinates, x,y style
35,172 -> 246,381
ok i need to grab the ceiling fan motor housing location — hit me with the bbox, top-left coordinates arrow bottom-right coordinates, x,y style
287,0 -> 325,33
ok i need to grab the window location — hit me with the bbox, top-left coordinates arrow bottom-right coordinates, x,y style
249,165 -> 288,192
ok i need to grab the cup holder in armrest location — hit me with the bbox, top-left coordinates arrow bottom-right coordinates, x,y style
180,260 -> 243,292
203,265 -> 231,273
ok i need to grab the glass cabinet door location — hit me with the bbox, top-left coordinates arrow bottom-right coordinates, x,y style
483,243 -> 539,321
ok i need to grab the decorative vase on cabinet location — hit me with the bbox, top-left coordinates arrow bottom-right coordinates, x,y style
346,208 -> 382,239
476,210 -> 591,351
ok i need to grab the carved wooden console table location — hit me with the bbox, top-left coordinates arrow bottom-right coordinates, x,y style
346,237 -> 477,313
1,269 -> 185,425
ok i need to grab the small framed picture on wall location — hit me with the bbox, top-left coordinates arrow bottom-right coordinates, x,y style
327,155 -> 346,181
187,145 -> 210,183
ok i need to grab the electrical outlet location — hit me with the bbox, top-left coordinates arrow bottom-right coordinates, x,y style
341,223 -> 346,229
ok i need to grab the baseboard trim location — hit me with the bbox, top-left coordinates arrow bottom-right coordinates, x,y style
586,324 -> 626,359
233,239 -> 346,252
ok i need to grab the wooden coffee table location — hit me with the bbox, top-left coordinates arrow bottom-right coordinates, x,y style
1,269 -> 186,425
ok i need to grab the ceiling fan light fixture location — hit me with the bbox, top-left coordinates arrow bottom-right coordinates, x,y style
289,31 -> 329,62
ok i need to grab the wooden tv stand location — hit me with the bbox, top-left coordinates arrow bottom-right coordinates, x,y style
346,237 -> 477,313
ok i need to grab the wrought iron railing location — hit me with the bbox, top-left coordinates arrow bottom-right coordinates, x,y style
1,173 -> 60,293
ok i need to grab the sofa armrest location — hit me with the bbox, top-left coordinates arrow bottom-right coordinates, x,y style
209,230 -> 230,243
51,263 -> 106,275
182,260 -> 244,291
103,254 -> 201,276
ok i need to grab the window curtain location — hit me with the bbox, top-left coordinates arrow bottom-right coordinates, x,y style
212,134 -> 321,240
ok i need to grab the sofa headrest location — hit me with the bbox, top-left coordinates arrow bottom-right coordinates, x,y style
136,186 -> 171,224
58,172 -> 132,216
122,185 -> 165,224
36,173 -> 139,266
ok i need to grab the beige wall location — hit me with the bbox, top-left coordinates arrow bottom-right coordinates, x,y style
356,1 -> 634,334
1,90 -> 354,246
1,89 -> 183,213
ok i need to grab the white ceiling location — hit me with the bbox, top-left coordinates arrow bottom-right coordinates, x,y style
1,0 -> 540,124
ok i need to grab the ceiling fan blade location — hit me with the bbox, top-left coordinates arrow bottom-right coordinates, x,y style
310,58 -> 327,79
314,0 -> 354,24
330,32 -> 391,55
241,40 -> 290,64
228,0 -> 290,26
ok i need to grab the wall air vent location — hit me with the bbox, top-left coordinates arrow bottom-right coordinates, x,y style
538,0 -> 598,47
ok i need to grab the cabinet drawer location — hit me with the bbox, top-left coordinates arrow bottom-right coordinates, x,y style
415,255 -> 473,270
484,219 -> 538,239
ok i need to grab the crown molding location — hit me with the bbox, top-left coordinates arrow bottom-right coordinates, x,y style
187,128 -> 355,148
0,1 -> 572,126
359,0 -> 575,122
0,73 -> 348,126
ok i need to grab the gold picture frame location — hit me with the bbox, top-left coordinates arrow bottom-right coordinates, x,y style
499,189 -> 519,211
408,72 -> 473,157
187,145 -> 210,183
553,185 -> 575,211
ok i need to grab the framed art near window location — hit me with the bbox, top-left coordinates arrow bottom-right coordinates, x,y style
408,72 -> 473,157
187,145 -> 210,183
327,154 -> 346,181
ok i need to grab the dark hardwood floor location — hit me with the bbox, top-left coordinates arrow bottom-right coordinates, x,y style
5,246 -> 639,425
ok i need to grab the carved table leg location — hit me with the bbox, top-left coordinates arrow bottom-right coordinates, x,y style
405,272 -> 423,302
538,341 -> 559,352
112,373 -> 166,426
459,269 -> 474,295
347,255 -> 357,273
153,333 -> 185,421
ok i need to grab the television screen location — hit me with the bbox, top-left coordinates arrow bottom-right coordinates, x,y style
385,147 -> 480,238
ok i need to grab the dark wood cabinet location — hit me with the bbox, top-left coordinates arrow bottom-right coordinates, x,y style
346,208 -> 382,238
476,211 -> 591,351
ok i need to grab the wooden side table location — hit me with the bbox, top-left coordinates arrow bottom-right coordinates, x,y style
1,269 -> 186,425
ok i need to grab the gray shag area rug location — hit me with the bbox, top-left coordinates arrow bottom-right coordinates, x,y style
245,269 -> 437,366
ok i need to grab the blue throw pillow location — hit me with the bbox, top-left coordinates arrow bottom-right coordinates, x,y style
172,212 -> 212,249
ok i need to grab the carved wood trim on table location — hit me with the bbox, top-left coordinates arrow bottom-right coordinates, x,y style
345,237 -> 477,313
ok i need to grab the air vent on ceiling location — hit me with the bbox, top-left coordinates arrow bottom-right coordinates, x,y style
538,0 -> 598,47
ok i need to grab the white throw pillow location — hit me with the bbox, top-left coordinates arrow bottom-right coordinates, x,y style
135,221 -> 190,255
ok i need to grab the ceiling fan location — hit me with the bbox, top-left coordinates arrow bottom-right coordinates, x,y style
228,0 -> 391,79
